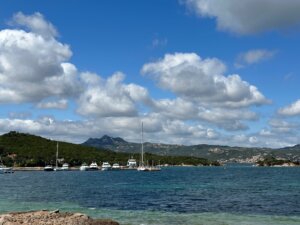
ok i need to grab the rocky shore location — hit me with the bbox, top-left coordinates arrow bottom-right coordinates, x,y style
0,210 -> 119,225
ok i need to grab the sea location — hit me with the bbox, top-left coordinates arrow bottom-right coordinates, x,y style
0,165 -> 299,225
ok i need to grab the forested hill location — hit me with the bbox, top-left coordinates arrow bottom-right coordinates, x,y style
0,131 -> 218,167
83,135 -> 300,163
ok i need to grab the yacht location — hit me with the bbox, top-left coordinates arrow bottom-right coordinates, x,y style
54,142 -> 69,171
137,122 -> 149,172
137,123 -> 161,172
101,162 -> 112,171
112,163 -> 121,170
0,157 -> 13,173
80,163 -> 89,171
44,165 -> 54,171
89,162 -> 99,170
127,158 -> 137,169
61,163 -> 70,171
0,165 -> 13,174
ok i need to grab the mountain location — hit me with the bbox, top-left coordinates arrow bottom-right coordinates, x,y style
0,131 -> 218,167
82,135 -> 300,163
84,135 -> 127,149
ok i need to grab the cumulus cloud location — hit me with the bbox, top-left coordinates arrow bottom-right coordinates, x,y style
37,99 -> 68,109
184,0 -> 300,34
0,115 -> 219,145
151,97 -> 257,131
278,100 -> 300,116
11,12 -> 58,38
142,53 -> 269,108
77,72 -> 151,117
269,119 -> 299,133
235,49 -> 276,68
0,13 -> 80,104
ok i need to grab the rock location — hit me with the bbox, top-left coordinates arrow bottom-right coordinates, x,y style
0,211 -> 119,225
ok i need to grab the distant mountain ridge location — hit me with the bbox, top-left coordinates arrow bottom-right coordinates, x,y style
84,135 -> 127,148
82,135 -> 300,163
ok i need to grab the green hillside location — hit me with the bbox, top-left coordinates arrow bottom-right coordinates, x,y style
0,131 -> 218,167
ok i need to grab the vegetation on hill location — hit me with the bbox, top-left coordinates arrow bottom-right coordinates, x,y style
256,157 -> 300,166
0,131 -> 219,167
83,135 -> 300,163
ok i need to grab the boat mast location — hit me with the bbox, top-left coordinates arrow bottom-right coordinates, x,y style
141,122 -> 144,166
56,142 -> 58,168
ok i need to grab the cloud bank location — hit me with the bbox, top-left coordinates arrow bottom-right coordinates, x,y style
184,0 -> 300,34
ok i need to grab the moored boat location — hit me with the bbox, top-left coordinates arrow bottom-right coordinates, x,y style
137,122 -> 149,171
127,158 -> 137,169
137,122 -> 161,172
89,162 -> 99,170
80,163 -> 89,171
61,163 -> 70,170
101,162 -> 112,171
0,157 -> 13,173
0,165 -> 13,174
112,163 -> 121,170
44,165 -> 54,171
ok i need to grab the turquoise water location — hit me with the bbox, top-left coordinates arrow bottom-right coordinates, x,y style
0,166 -> 299,225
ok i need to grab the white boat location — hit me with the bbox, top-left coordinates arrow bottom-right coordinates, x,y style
137,122 -> 149,171
44,165 -> 54,171
127,158 -> 137,169
89,162 -> 99,170
80,163 -> 89,171
53,142 -> 70,171
101,162 -> 112,171
137,123 -> 161,172
112,163 -> 121,170
0,165 -> 13,174
61,163 -> 70,170
0,157 -> 13,174
148,165 -> 161,171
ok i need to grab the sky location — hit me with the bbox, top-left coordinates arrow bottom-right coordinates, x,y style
1,0 -> 300,148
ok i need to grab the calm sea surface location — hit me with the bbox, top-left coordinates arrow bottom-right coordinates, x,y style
0,165 -> 300,225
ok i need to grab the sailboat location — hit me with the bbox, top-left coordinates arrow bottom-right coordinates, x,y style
137,123 -> 161,172
137,122 -> 148,171
54,142 -> 69,171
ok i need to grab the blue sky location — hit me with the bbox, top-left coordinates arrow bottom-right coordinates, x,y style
1,0 -> 300,147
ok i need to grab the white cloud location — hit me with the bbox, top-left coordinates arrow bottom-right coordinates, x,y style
278,100 -> 300,116
0,14 -> 80,103
0,116 -> 217,145
259,129 -> 272,136
249,136 -> 258,144
37,99 -> 68,109
269,119 -> 299,133
235,49 -> 276,68
151,97 -> 257,131
11,12 -> 58,38
184,0 -> 300,34
152,37 -> 168,48
142,53 -> 269,108
1,114 -> 299,148
77,72 -> 150,117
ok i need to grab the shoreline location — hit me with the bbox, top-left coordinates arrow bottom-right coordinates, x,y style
9,164 -> 300,171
